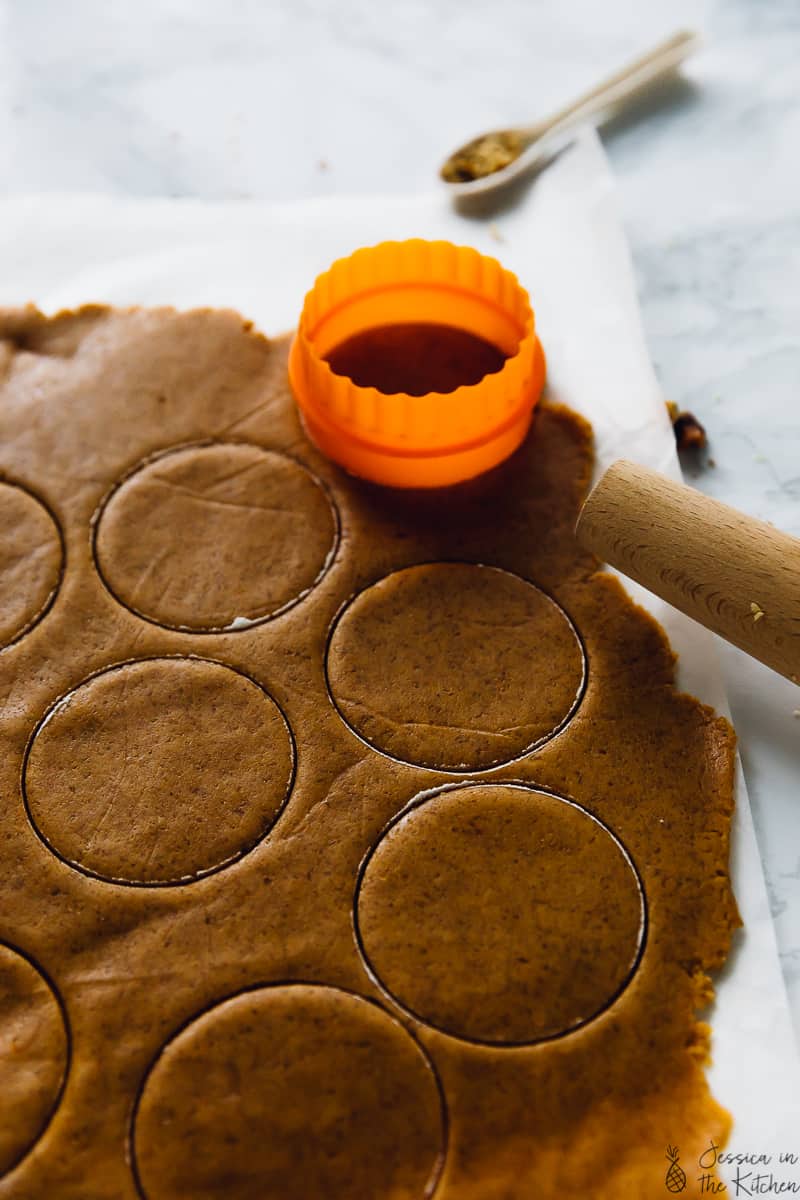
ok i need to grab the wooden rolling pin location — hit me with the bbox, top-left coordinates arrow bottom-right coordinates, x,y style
575,459 -> 800,684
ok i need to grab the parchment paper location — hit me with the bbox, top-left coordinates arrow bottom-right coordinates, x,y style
1,127 -> 797,1180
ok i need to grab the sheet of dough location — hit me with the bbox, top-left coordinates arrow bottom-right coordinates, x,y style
0,128 -> 797,1181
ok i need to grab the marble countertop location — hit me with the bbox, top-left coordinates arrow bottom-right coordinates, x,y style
1,0 -> 798,1030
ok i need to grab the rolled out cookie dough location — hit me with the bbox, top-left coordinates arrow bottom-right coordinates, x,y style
0,305 -> 739,1199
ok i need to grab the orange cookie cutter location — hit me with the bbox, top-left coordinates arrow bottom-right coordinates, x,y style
288,239 -> 546,488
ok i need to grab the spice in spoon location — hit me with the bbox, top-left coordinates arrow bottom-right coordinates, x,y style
440,130 -> 526,184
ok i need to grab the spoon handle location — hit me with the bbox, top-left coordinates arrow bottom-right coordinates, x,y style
575,459 -> 800,685
525,29 -> 700,145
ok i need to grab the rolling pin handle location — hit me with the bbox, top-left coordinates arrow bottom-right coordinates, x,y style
575,459 -> 800,684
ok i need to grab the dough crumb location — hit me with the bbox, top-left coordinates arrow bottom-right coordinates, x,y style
226,615 -> 254,631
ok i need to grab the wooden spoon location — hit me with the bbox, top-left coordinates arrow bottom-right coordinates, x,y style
441,29 -> 700,196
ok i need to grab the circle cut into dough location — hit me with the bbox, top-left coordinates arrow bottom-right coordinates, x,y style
0,943 -> 67,1174
95,443 -> 337,631
327,563 -> 584,770
356,783 -> 645,1044
0,481 -> 62,648
24,658 -> 293,885
133,984 -> 445,1200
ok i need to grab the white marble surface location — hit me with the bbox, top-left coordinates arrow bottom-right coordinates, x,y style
0,0 -> 798,1028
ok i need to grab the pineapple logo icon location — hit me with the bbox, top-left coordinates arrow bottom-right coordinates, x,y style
665,1145 -> 687,1193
